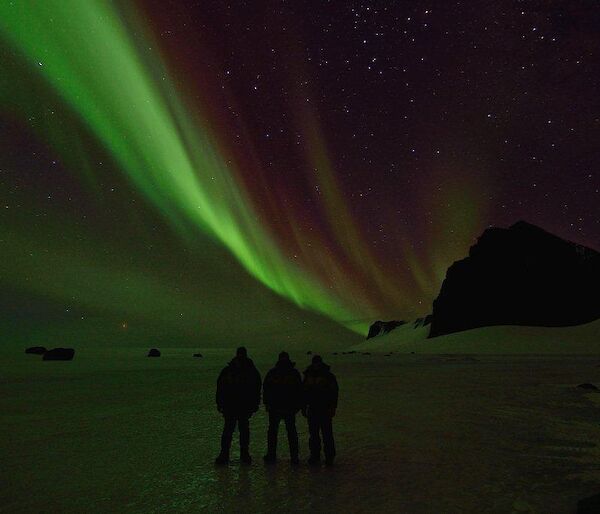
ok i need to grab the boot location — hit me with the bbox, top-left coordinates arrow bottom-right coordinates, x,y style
263,453 -> 277,464
240,449 -> 252,464
214,451 -> 229,465
307,454 -> 320,466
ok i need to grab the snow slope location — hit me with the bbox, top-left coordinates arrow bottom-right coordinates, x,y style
352,319 -> 600,354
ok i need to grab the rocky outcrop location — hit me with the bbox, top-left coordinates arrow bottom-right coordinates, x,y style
413,315 -> 433,329
429,221 -> 600,338
367,320 -> 406,339
43,348 -> 75,360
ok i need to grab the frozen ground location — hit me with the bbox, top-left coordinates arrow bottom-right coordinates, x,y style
2,342 -> 600,513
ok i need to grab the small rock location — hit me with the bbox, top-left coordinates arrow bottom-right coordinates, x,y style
578,492 -> 600,513
43,348 -> 75,361
512,498 -> 533,512
148,348 -> 161,357
306,351 -> 312,355
25,346 -> 47,355
577,383 -> 599,391
362,352 -> 371,355
193,353 -> 203,358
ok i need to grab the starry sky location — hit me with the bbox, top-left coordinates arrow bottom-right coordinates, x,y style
0,1 -> 598,346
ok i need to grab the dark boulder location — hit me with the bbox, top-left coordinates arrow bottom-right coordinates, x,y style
429,221 -> 600,337
367,320 -> 405,339
25,346 -> 47,355
578,492 -> 600,514
43,348 -> 75,361
577,383 -> 599,391
193,353 -> 203,358
147,348 -> 161,357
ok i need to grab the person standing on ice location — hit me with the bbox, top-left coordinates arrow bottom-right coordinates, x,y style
302,354 -> 338,466
215,346 -> 262,465
262,351 -> 304,465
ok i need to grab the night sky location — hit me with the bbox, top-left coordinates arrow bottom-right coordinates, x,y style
0,1 -> 598,345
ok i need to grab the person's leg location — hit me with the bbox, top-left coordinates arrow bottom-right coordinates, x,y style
216,415 -> 236,463
284,414 -> 299,463
307,414 -> 321,464
321,416 -> 336,465
238,415 -> 252,463
265,412 -> 280,462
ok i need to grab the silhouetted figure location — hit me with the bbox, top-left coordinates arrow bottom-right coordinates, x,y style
215,347 -> 261,465
302,355 -> 338,466
262,351 -> 304,465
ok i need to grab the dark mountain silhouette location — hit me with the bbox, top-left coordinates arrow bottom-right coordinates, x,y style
428,221 -> 600,337
367,320 -> 406,339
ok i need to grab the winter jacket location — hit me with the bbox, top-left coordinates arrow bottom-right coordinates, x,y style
263,360 -> 304,414
216,356 -> 262,415
303,362 -> 338,416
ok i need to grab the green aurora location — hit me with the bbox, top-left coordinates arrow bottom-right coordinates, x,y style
0,1 -> 371,332
0,1 -> 487,345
